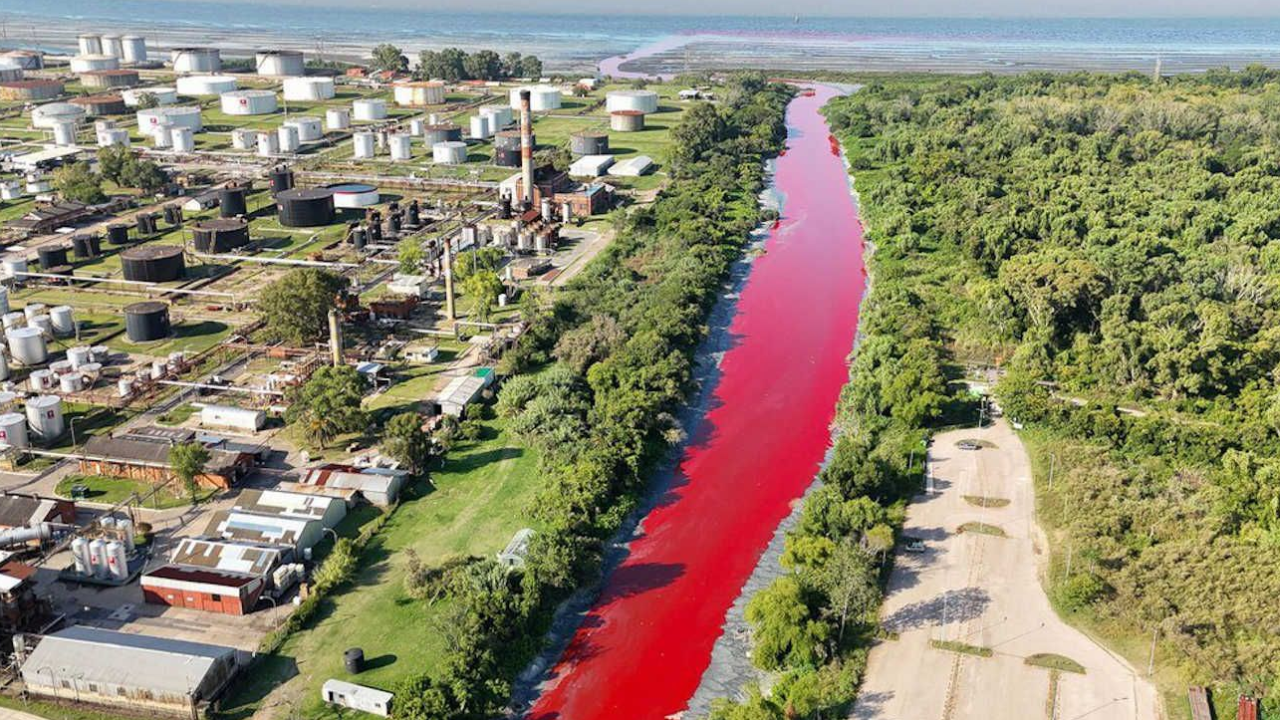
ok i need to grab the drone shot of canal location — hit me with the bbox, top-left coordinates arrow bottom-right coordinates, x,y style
529,83 -> 867,720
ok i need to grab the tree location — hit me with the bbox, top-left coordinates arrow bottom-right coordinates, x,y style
669,103 -> 728,173
745,575 -> 829,670
52,161 -> 105,204
257,268 -> 346,346
397,238 -> 424,274
462,270 -> 503,323
287,365 -> 368,449
383,412 -> 431,474
502,52 -> 524,78
168,442 -> 210,502
463,50 -> 501,81
369,43 -> 408,73
97,145 -> 130,185
134,91 -> 159,109
520,55 -> 543,80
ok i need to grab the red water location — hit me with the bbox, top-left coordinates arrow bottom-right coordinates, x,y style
529,84 -> 865,720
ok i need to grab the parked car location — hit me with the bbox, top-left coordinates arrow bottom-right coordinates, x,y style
904,539 -> 927,553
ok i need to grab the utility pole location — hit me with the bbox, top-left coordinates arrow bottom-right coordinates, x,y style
1147,625 -> 1159,677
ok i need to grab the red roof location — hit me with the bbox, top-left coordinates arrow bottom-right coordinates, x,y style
144,564 -> 257,588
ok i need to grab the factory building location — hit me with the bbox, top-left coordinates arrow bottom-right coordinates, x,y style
203,509 -> 323,550
80,433 -> 253,489
8,201 -> 92,234
293,465 -> 409,507
0,492 -> 75,530
500,165 -> 612,217
229,488 -> 347,528
140,537 -> 286,615
19,626 -> 241,713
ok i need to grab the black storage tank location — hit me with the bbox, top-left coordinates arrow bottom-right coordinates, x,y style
219,184 -> 249,218
570,131 -> 609,156
276,188 -> 335,227
343,648 -> 364,674
37,244 -> 70,270
106,223 -> 130,245
368,221 -> 382,243
123,301 -> 171,342
121,244 -> 185,282
162,204 -> 183,226
71,233 -> 101,259
493,147 -> 521,168
192,218 -> 250,253
351,227 -> 366,249
407,200 -> 420,226
494,130 -> 533,151
269,166 -> 294,196
137,212 -> 158,235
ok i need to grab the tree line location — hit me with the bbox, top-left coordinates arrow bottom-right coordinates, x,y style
370,43 -> 542,81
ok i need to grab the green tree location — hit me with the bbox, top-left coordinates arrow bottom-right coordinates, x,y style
119,157 -> 167,193
463,270 -> 503,323
745,575 -> 829,670
519,55 -> 543,79
167,442 -> 210,502
383,412 -> 431,474
397,238 -> 425,274
369,43 -> 408,73
287,365 -> 368,449
257,268 -> 346,345
134,91 -> 159,109
463,50 -> 501,81
52,161 -> 105,204
502,53 -> 523,78
97,145 -> 130,185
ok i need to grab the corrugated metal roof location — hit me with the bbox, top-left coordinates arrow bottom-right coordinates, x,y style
169,537 -> 282,576
22,626 -> 235,696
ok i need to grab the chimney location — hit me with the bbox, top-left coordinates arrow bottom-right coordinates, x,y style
327,309 -> 343,367
519,89 -> 534,210
442,236 -> 456,321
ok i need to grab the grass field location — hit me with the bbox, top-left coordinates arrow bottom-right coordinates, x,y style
55,473 -> 211,509
219,415 -> 542,719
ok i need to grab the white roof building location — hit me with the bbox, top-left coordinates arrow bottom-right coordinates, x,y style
322,679 -> 393,717
610,155 -> 654,177
294,465 -> 408,507
437,374 -> 486,417
203,509 -> 323,550
230,488 -> 347,528
568,154 -> 615,177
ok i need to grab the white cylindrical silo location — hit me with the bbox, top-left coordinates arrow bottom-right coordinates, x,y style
606,89 -> 660,114
28,315 -> 52,337
123,86 -> 177,107
88,538 -> 107,578
0,59 -> 23,83
171,47 -> 221,74
0,182 -> 20,200
26,395 -> 63,440
50,306 -> 73,335
176,74 -> 236,97
151,123 -> 173,149
119,518 -> 135,551
220,89 -> 278,115
277,124 -> 299,153
68,346 -> 92,369
469,114 -> 490,139
231,128 -> 255,150
1,312 -> 22,329
71,537 -> 90,574
352,98 -> 386,121
97,128 -> 130,148
101,34 -> 124,59
2,257 -> 26,281
7,327 -> 45,365
352,131 -> 375,159
282,76 -> 334,101
78,34 -> 103,57
70,55 -> 120,73
325,107 -> 350,131
285,116 -> 322,142
432,141 -> 467,165
137,106 -> 202,132
170,126 -> 194,153
409,118 -> 425,136
121,36 -> 147,64
480,105 -> 513,130
51,121 -> 77,147
23,303 -> 45,321
254,50 -> 304,77
0,412 -> 26,449
107,540 -> 128,580
510,85 -> 561,112
117,377 -> 133,398
257,130 -> 279,156
393,81 -> 445,107
58,373 -> 84,393
389,133 -> 412,161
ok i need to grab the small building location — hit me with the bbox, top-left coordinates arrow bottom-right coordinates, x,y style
19,626 -> 241,713
322,679 -> 393,717
203,509 -> 324,551
568,154 -> 615,178
230,488 -> 347,529
387,273 -> 429,298
294,465 -> 408,507
509,257 -> 552,280
610,155 -> 654,177
181,188 -> 221,212
436,374 -> 486,417
274,481 -> 360,506
7,200 -> 91,234
403,345 -> 439,364
140,565 -> 266,615
200,405 -> 266,432
0,492 -> 75,529
80,435 -> 252,489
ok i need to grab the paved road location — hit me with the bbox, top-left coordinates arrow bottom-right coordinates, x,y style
851,420 -> 1159,720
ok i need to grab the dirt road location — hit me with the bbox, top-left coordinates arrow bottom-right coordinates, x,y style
851,420 -> 1160,720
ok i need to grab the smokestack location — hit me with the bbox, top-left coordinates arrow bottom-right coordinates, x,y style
519,89 -> 534,210
442,237 -> 456,321
328,309 -> 344,367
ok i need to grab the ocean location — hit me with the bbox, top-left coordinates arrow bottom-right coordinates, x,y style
3,1 -> 1280,73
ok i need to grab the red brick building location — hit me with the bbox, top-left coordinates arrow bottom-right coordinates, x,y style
140,565 -> 265,615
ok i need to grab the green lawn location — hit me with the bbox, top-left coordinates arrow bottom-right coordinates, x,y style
55,474 -> 210,510
219,416 -> 541,719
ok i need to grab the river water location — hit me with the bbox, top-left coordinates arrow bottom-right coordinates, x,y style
528,84 -> 866,719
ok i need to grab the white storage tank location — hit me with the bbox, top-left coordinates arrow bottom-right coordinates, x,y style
107,540 -> 128,580
480,105 -> 513,130
352,131 -> 375,159
78,34 -> 103,57
70,54 -> 119,73
28,315 -> 52,337
6,327 -> 45,365
0,181 -> 20,200
509,85 -> 561,112
170,126 -> 195,153
58,373 -> 85,393
352,98 -> 386,121
49,306 -> 73,335
277,124 -> 299,153
23,303 -> 45,321
96,128 -> 130,148
469,114 -> 490,139
282,76 -> 334,101
394,81 -> 445,107
137,105 -> 202,132
171,47 -> 221,74
121,36 -> 147,64
26,395 -> 63,440
0,412 -> 26,449
31,103 -> 87,129
231,127 -> 256,150
0,257 -> 24,281
101,35 -> 124,59
0,353 -> 7,382
51,121 -> 77,146
1,312 -> 22,329
88,538 -> 107,578
0,287 -> 8,314
606,89 -> 659,114
255,50 -> 304,77
176,74 -> 237,97
0,59 -> 23,83
220,89 -> 277,115
68,346 -> 92,369
257,130 -> 279,156
325,107 -> 350,131
71,537 -> 90,574
432,141 -> 467,165
200,404 -> 265,431
122,86 -> 177,107
284,116 -> 322,142
116,377 -> 133,398
151,123 -> 173,149
388,133 -> 412,161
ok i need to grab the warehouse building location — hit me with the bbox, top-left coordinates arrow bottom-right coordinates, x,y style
0,492 -> 75,529
140,565 -> 266,615
230,488 -> 346,528
203,509 -> 324,550
19,626 -> 241,713
293,465 -> 409,507
80,433 -> 253,489
499,165 -> 612,217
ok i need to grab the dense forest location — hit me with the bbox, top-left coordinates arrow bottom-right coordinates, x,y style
820,69 -> 1280,712
388,73 -> 792,719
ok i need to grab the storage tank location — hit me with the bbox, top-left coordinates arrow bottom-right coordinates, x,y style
123,301 -> 171,342
351,98 -> 386,121
325,107 -> 350,131
269,166 -> 294,195
121,245 -> 184,282
352,131 -> 375,159
611,110 -> 645,132
282,76 -> 334,101
432,141 -> 467,165
72,233 -> 101,259
31,102 -> 86,129
50,306 -> 74,335
0,311 -> 20,329
71,537 -> 90,574
70,54 -> 119,73
105,223 -> 130,245
0,354 -> 8,382
1,50 -> 42,71
58,373 -> 84,393
421,123 -> 461,146
231,127 -> 255,150
277,124 -> 300,153
393,81 -> 445,107
51,121 -> 76,146
493,129 -> 532,151
67,346 -> 92,369
116,377 -> 133,398
0,181 -> 18,200
23,303 -> 45,321
284,116 -> 322,142
96,128 -> 130,147
493,147 -> 521,168
257,130 -> 280,156
80,69 -> 140,90
106,540 -> 127,580
255,50 -> 304,77
0,257 -> 23,281
170,125 -> 194,153
137,105 -> 201,132
101,34 -> 124,59
388,133 -> 412,161
570,131 -> 609,156
78,34 -> 103,56
276,188 -> 335,227
192,218 -> 250,252
27,369 -> 52,392
606,89 -> 659,114
26,395 -> 63,440
88,538 -> 107,578
0,287 -> 7,314
469,114 -> 490,140
6,327 -> 43,366
28,315 -> 51,337
329,183 -> 379,209
176,74 -> 236,97
37,245 -> 69,270
0,413 -> 23,449
219,185 -> 249,218
122,86 -> 177,107
150,123 -> 173,149
344,648 -> 364,674
170,47 -> 221,74
121,36 -> 147,64
0,59 -> 21,83
479,104 -> 513,130
71,93 -> 126,117
220,89 -> 277,115
509,85 -> 560,111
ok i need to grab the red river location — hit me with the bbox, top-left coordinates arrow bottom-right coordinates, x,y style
530,84 -> 866,719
